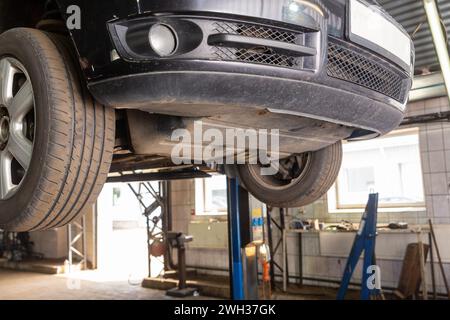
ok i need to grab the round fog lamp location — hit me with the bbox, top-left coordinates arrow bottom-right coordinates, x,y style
148,24 -> 177,57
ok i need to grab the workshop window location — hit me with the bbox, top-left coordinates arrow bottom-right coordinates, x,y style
335,129 -> 424,209
195,175 -> 228,215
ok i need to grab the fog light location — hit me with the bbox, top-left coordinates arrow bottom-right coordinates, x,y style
148,24 -> 177,57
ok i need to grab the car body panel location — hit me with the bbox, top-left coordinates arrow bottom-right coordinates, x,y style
54,0 -> 413,142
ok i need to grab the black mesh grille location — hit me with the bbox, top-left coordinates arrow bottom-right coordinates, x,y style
327,42 -> 406,102
211,22 -> 302,68
212,21 -> 298,44
213,46 -> 298,68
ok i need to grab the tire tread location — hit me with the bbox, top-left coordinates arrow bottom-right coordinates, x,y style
0,28 -> 114,231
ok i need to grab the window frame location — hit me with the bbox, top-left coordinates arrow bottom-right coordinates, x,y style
332,128 -> 426,210
194,175 -> 228,216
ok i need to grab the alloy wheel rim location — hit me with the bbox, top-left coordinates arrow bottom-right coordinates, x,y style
0,57 -> 35,200
248,153 -> 312,191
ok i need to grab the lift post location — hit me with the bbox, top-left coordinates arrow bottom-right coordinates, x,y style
337,193 -> 381,300
166,232 -> 198,298
226,176 -> 260,300
227,177 -> 245,300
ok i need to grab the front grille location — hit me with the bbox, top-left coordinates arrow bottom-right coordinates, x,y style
327,42 -> 407,102
213,47 -> 298,68
212,21 -> 298,44
211,21 -> 310,69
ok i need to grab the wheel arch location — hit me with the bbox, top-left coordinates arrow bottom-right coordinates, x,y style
0,0 -> 50,33
0,1 -> 78,54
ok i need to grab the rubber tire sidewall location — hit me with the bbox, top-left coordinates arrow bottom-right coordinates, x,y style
0,31 -> 65,225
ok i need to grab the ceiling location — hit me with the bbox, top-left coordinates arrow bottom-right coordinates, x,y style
379,0 -> 450,74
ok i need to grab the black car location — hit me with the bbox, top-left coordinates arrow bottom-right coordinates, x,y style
0,0 -> 414,231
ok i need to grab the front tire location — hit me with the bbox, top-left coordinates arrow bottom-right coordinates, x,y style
0,28 -> 115,231
234,141 -> 342,208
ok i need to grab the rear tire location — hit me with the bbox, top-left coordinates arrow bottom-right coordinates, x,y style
0,28 -> 115,231
234,142 -> 342,208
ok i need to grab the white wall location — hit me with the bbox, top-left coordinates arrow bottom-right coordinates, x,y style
28,206 -> 95,264
170,179 -> 229,273
29,228 -> 68,259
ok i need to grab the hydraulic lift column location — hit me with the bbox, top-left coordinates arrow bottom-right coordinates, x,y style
227,177 -> 258,300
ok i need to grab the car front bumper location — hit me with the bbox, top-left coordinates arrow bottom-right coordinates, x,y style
58,0 -> 413,136
89,60 -> 404,136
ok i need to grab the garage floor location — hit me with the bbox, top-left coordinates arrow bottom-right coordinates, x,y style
0,268 -> 363,300
0,269 -> 212,300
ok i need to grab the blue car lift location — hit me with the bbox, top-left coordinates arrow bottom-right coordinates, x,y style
337,193 -> 381,300
227,177 -> 259,300
227,177 -> 245,300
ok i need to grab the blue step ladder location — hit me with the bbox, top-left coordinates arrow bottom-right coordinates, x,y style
337,193 -> 383,300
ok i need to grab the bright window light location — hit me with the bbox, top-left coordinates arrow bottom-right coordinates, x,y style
335,129 -> 424,209
195,175 -> 228,215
